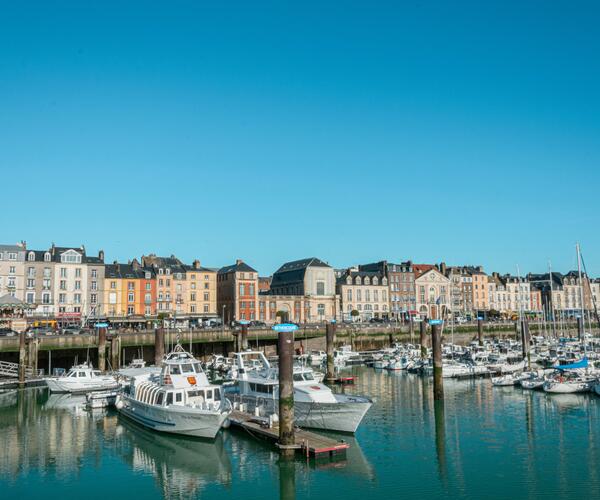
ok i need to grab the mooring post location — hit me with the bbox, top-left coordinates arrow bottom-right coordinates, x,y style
276,323 -> 297,459
154,327 -> 165,366
326,321 -> 336,381
577,315 -> 584,341
431,321 -> 444,400
419,320 -> 427,359
111,334 -> 120,370
28,337 -> 38,376
18,331 -> 26,385
98,326 -> 107,372
477,318 -> 484,346
241,323 -> 249,351
279,458 -> 296,500
409,316 -> 414,344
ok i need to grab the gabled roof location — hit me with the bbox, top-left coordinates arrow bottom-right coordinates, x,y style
274,257 -> 330,274
218,261 -> 257,274
336,269 -> 386,285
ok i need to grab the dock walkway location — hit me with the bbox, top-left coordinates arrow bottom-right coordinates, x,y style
228,410 -> 349,460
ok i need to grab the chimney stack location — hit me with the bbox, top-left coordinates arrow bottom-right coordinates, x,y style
236,259 -> 243,266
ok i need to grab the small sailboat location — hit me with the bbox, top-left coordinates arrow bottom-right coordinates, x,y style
543,358 -> 596,394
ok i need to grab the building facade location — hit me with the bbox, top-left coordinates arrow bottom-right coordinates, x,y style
337,268 -> 389,321
217,260 -> 259,323
0,243 -> 27,301
414,267 -> 450,320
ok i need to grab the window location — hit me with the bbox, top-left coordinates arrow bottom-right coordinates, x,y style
316,281 -> 325,295
175,392 -> 182,403
239,283 -> 245,296
27,267 -> 35,277
127,306 -> 134,315
190,292 -> 196,301
59,293 -> 66,304
75,268 -> 81,278
92,269 -> 97,278
146,283 -> 151,290
9,266 -> 15,274
166,393 -> 173,405
204,292 -> 209,301
128,292 -> 134,302
91,281 -> 97,290
8,252 -> 16,260
145,293 -> 151,303
204,304 -> 209,313
42,293 -> 50,304
44,252 -> 50,262
75,281 -> 81,290
74,294 -> 81,304
128,281 -> 134,290
27,279 -> 34,288
60,280 -> 66,290
111,281 -> 116,289
317,303 -> 325,316
91,294 -> 97,304
26,293 -> 34,303
204,282 -> 209,289
60,268 -> 67,278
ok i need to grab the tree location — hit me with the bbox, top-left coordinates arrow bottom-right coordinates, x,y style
350,309 -> 360,321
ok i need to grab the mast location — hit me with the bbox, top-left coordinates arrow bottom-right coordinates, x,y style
548,261 -> 557,339
576,243 -> 586,354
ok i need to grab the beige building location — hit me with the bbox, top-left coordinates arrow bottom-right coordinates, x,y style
337,268 -> 389,321
472,271 -> 489,312
0,243 -> 27,301
217,260 -> 259,323
183,261 -> 217,320
415,267 -> 450,320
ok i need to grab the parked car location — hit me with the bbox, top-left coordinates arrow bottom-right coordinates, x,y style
249,320 -> 266,328
0,328 -> 17,337
369,317 -> 386,324
62,328 -> 82,335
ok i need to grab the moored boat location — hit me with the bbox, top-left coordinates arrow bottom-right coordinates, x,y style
45,363 -> 119,394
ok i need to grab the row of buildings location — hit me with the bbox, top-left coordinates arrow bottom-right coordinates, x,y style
0,242 -> 599,327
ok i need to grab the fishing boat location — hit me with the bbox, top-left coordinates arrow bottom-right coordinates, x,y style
228,351 -> 372,433
116,345 -> 232,438
45,363 -> 119,394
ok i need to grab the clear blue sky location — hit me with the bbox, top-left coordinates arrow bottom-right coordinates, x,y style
1,1 -> 599,276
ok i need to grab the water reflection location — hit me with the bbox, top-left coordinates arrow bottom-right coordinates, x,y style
114,418 -> 231,498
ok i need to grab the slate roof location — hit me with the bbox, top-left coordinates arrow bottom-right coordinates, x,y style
218,262 -> 257,274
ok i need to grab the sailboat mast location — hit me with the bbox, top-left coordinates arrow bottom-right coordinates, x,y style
548,261 -> 557,339
576,243 -> 586,353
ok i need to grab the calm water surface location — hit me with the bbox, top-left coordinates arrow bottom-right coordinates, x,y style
1,368 -> 599,499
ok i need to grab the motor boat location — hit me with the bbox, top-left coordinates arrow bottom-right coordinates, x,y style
116,345 -> 232,438
228,351 -> 372,433
45,363 -> 119,394
543,358 -> 597,394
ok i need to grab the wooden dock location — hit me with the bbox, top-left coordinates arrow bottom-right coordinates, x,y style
228,410 -> 349,460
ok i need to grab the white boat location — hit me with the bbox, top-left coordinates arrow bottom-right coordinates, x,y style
521,378 -> 545,390
491,374 -> 518,386
386,356 -> 409,371
117,345 -> 232,439
308,350 -> 327,366
442,361 -> 473,378
229,351 -> 372,433
543,358 -> 597,394
46,363 -> 119,394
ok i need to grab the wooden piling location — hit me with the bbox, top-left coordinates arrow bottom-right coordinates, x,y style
110,335 -> 120,370
278,328 -> 295,458
419,320 -> 427,359
409,316 -> 414,343
154,328 -> 165,366
326,322 -> 336,381
477,318 -> 484,346
241,324 -> 249,351
98,326 -> 107,372
431,322 -> 443,401
18,331 -> 26,386
577,316 -> 584,341
279,458 -> 296,500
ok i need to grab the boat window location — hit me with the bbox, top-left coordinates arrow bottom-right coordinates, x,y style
193,362 -> 202,373
156,391 -> 164,405
166,392 -> 173,405
68,371 -> 77,377
304,373 -> 314,381
214,388 -> 221,401
293,373 -> 304,382
175,392 -> 182,403
78,372 -> 86,377
205,389 -> 213,400
93,371 -> 101,376
181,363 -> 193,373
170,365 -> 181,375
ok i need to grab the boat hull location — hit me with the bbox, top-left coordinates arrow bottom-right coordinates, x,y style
118,395 -> 230,439
543,381 -> 593,394
230,394 -> 372,433
45,377 -> 119,394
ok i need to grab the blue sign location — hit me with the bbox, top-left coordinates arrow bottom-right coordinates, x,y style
330,319 -> 337,324
94,322 -> 109,328
238,320 -> 250,325
272,323 -> 299,333
429,320 -> 443,325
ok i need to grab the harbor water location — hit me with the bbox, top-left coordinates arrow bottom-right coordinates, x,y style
1,367 -> 599,499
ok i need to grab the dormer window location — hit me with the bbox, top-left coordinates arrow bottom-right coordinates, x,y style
355,277 -> 362,285
159,268 -> 164,275
44,252 -> 50,262
61,250 -> 82,264
382,277 -> 388,286
373,277 -> 378,285
28,252 -> 35,261
145,272 -> 151,279
346,277 -> 352,285
364,277 -> 370,285
166,269 -> 171,275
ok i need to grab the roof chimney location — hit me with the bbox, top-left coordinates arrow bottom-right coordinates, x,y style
193,259 -> 201,270
236,259 -> 243,266
99,250 -> 105,262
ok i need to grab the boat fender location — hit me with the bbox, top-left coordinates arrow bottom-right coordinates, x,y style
115,399 -> 124,410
